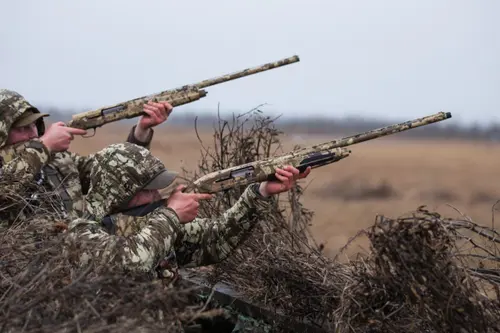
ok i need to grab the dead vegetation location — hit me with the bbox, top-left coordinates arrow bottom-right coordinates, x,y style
187,108 -> 500,332
0,107 -> 499,332
0,186 -> 221,332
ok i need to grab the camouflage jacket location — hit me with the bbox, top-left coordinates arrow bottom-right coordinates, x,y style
67,183 -> 271,282
0,126 -> 152,223
0,89 -> 154,225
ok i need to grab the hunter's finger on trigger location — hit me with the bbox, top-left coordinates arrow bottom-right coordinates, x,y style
192,193 -> 213,201
66,127 -> 87,135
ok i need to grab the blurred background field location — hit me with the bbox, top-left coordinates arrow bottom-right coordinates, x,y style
67,117 -> 500,259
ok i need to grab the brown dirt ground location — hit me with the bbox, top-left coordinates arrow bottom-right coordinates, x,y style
70,123 -> 500,258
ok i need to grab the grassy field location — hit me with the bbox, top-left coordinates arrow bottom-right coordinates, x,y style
70,123 -> 500,258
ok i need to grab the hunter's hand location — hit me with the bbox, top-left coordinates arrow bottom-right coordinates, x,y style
166,184 -> 213,223
40,122 -> 87,153
135,101 -> 173,140
259,165 -> 311,197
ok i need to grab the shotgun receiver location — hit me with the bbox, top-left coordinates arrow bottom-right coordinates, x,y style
66,55 -> 300,135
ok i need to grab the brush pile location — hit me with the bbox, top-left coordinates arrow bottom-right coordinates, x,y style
0,108 -> 499,332
0,179 -> 220,332
336,209 -> 500,332
189,108 -> 500,332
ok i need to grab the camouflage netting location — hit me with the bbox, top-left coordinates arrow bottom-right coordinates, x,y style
1,107 -> 499,332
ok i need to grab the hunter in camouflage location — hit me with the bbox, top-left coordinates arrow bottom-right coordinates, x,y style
0,88 -> 172,225
65,142 -> 311,282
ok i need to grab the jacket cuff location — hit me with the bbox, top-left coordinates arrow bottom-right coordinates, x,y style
126,125 -> 154,148
246,183 -> 274,207
250,183 -> 271,199
160,206 -> 181,224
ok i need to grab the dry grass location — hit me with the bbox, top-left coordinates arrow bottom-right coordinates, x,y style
69,120 -> 500,259
0,187 -> 219,333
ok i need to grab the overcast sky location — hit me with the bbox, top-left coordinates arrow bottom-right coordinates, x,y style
1,0 -> 498,126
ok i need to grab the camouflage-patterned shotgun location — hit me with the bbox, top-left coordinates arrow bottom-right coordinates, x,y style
184,111 -> 452,194
67,55 -> 300,136
115,111 -> 453,218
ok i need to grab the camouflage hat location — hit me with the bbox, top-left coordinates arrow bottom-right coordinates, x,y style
12,109 -> 49,128
143,169 -> 179,190
84,142 -> 178,221
0,89 -> 47,147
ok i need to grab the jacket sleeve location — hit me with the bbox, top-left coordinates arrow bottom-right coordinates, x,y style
66,207 -> 181,274
70,125 -> 154,194
0,139 -> 51,196
126,125 -> 154,149
70,152 -> 95,195
174,184 -> 273,267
